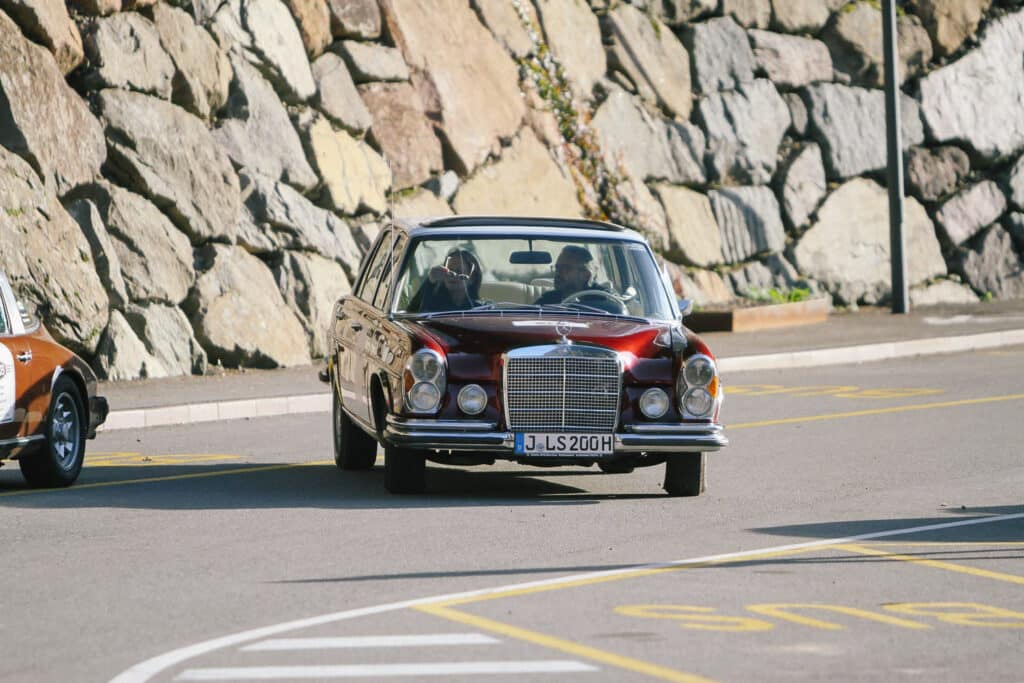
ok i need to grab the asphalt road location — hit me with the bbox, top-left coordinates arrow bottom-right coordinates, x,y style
2,347 -> 1022,683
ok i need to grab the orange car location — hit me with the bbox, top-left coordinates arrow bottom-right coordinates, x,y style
0,273 -> 108,487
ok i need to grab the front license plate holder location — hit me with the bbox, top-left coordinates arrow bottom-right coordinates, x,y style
514,433 -> 614,457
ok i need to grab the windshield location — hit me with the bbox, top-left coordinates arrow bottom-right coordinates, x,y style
393,235 -> 677,320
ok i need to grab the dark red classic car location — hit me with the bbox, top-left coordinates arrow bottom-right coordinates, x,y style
0,272 -> 108,487
323,217 -> 726,495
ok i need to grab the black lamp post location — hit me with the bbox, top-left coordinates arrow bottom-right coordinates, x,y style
883,0 -> 909,313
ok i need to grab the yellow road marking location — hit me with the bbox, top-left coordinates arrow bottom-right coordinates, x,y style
835,543 -> 1024,586
0,461 -> 332,497
729,392 -> 1024,429
727,385 -> 942,399
416,602 -> 717,683
745,603 -> 930,630
86,453 -> 243,467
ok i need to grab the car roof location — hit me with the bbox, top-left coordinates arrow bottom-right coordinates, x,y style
395,216 -> 647,242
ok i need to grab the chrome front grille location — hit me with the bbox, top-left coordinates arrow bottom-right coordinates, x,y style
505,349 -> 620,432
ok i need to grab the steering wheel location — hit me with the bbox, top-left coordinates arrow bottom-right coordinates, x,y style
561,289 -> 627,315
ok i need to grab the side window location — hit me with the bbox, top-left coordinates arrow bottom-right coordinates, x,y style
372,234 -> 407,311
355,233 -> 391,302
0,297 -> 7,335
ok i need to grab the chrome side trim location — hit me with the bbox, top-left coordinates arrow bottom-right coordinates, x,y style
0,435 -> 45,447
386,415 -> 497,432
624,423 -> 725,435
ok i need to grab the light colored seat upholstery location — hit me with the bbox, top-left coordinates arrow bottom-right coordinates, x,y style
478,280 -> 549,304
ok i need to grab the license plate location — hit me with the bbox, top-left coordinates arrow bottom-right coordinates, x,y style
514,433 -> 614,457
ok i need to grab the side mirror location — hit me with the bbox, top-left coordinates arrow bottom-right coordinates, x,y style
678,298 -> 693,317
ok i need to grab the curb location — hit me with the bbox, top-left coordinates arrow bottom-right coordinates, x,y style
99,329 -> 1024,432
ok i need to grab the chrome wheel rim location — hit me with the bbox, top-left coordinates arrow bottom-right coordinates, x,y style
50,392 -> 81,470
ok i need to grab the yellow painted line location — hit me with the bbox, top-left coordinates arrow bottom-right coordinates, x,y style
836,543 -> 1024,586
416,603 -> 717,683
0,461 -> 332,498
729,392 -> 1024,429
858,541 -> 1024,547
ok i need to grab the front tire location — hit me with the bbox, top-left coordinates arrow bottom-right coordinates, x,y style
332,381 -> 377,470
664,453 -> 706,497
20,377 -> 86,488
384,444 -> 426,494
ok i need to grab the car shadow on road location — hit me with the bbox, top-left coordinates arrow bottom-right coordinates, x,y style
0,461 -> 670,509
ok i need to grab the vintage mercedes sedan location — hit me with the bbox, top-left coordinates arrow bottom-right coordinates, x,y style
0,272 -> 108,487
323,217 -> 726,495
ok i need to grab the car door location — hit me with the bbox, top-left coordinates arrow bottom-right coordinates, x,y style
0,277 -> 30,442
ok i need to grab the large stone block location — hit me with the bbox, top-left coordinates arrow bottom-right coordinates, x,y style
95,310 -> 169,381
124,303 -> 207,376
749,30 -> 832,90
151,3 -> 232,119
682,16 -> 755,94
83,12 -> 175,99
792,178 -> 946,305
904,146 -> 970,203
325,0 -> 380,39
358,81 -> 442,190
0,0 -> 82,73
282,0 -> 331,57
273,251 -> 351,358
471,0 -> 534,58
652,184 -> 723,267
778,142 -> 827,230
935,181 -> 1007,246
823,2 -> 932,87
306,117 -> 391,215
0,11 -> 105,196
99,89 -> 242,245
534,0 -> 606,98
709,186 -> 786,263
313,53 -> 373,134
914,0 -> 993,58
954,225 -> 1024,299
339,41 -> 410,83
919,10 -> 1024,162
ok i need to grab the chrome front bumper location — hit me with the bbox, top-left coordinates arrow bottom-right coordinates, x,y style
384,416 -> 728,454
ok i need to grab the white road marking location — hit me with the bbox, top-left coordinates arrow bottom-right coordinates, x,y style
111,511 -> 1024,683
176,660 -> 597,680
241,633 -> 500,651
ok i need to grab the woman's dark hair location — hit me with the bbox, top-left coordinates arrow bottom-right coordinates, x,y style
444,248 -> 482,300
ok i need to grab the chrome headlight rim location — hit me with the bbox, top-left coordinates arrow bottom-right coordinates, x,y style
683,387 -> 714,417
404,348 -> 446,413
639,387 -> 670,419
683,354 -> 716,387
457,383 -> 488,415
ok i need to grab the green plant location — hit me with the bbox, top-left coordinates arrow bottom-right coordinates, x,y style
982,291 -> 994,302
744,286 -> 812,304
5,207 -> 23,217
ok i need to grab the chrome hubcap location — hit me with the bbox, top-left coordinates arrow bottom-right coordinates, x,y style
50,393 -> 80,469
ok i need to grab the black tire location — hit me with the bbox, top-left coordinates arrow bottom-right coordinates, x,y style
384,444 -> 426,494
664,453 -> 706,497
19,377 -> 86,488
332,381 -> 377,470
598,461 -> 635,474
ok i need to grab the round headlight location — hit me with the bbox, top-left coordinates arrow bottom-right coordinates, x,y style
408,382 -> 441,412
684,355 -> 716,387
683,388 -> 714,417
410,350 -> 443,381
639,387 -> 670,419
457,384 -> 487,415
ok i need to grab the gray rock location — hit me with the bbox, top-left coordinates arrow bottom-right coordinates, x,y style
682,16 -> 756,94
651,184 -> 723,267
0,0 -> 83,74
453,128 -> 583,219
910,280 -> 980,307
96,310 -> 169,381
273,250 -> 352,357
384,0 -> 524,175
325,0 -> 379,39
904,146 -> 970,203
358,81 -> 443,190
0,12 -> 106,196
79,182 -> 195,305
919,10 -> 1024,162
935,180 -> 1007,246
471,0 -> 534,58
803,83 -> 924,180
282,0 -> 331,58
0,148 -> 109,355
213,57 -> 319,192
721,0 -> 770,28
83,12 -> 175,99
749,30 -> 832,90
534,0 -> 606,98
99,89 -> 242,245
304,115 -> 391,215
592,88 -> 706,185
729,254 -> 814,298
914,0 -> 993,58
955,225 -> 1024,299
709,186 -> 786,263
67,0 -> 120,16
338,41 -> 410,83
770,0 -> 833,33
779,142 -> 827,229
312,52 -> 372,134
822,2 -> 932,87
393,189 -> 453,222
124,303 -> 207,376
792,178 -> 946,305
604,4 -> 693,119
784,92 -> 808,136
659,0 -> 717,26
612,177 -> 672,253
186,244 -> 311,368
1007,155 -> 1024,210
243,0 -> 316,102
64,198 -> 129,309
151,3 -> 232,119
664,261 -> 735,307
698,79 -> 790,185
238,169 -> 363,279
1005,213 -> 1024,249
423,170 -> 459,202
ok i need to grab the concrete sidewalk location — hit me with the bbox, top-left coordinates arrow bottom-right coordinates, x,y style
98,300 -> 1024,430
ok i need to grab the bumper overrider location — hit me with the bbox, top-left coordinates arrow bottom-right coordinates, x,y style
384,415 -> 728,454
